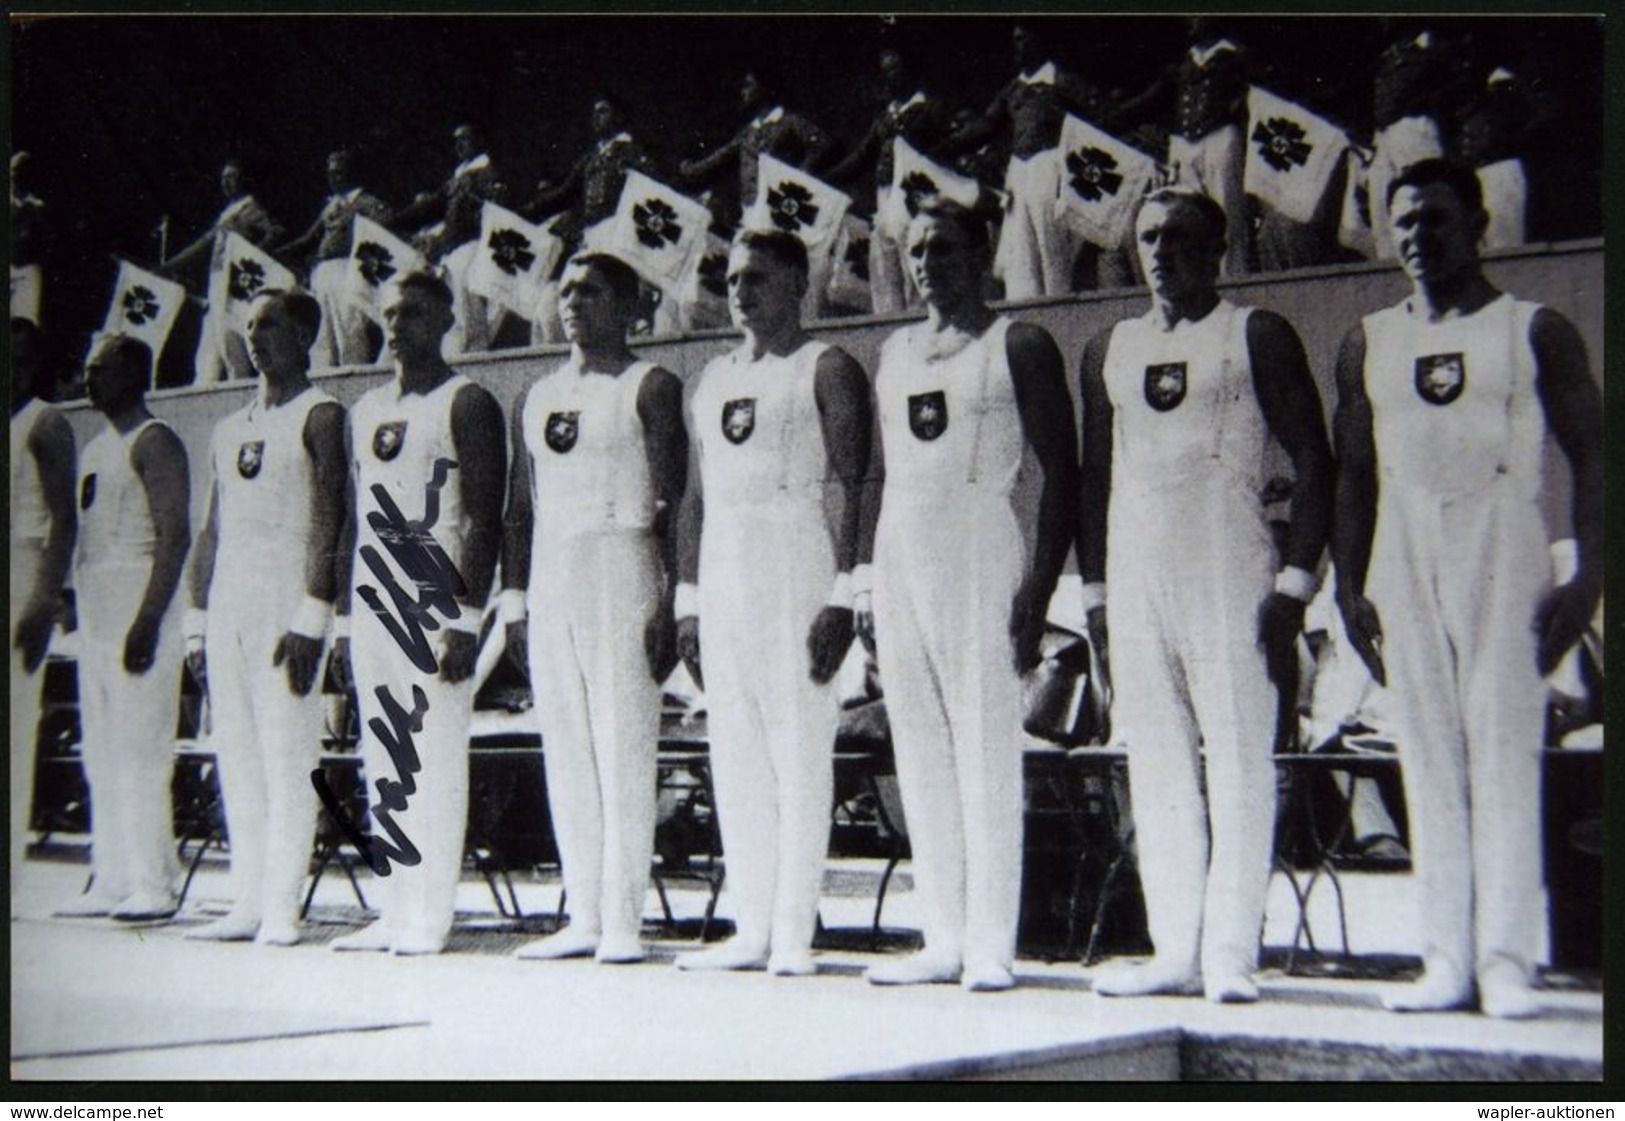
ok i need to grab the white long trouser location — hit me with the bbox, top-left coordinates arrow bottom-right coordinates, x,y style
870,188 -> 918,317
1367,483 -> 1549,989
873,492 -> 1025,972
1107,478 -> 1277,983
995,151 -> 1073,300
529,530 -> 661,946
1169,124 -> 1249,277
1477,159 -> 1528,251
205,600 -> 322,930
76,562 -> 183,903
1369,115 -> 1445,261
701,501 -> 838,958
310,259 -> 378,368
441,241 -> 491,358
350,623 -> 474,947
10,542 -> 46,871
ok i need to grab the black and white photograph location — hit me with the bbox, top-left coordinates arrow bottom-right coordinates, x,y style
6,9 -> 1608,1087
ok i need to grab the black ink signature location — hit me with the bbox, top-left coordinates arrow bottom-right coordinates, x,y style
311,455 -> 468,876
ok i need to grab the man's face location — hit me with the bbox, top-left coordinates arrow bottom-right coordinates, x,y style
246,296 -> 308,378
453,127 -> 478,162
559,261 -> 631,348
1390,181 -> 1484,292
740,73 -> 764,112
726,244 -> 803,337
220,163 -> 243,199
880,51 -> 907,98
326,154 -> 353,194
381,284 -> 453,363
1136,198 -> 1222,309
906,213 -> 984,308
1013,25 -> 1038,70
590,100 -> 619,139
85,342 -> 142,415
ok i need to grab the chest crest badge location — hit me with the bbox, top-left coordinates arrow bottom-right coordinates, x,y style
237,440 -> 265,479
545,411 -> 580,454
1144,363 -> 1187,412
79,473 -> 97,511
373,420 -> 407,461
908,390 -> 949,441
1415,352 -> 1466,406
722,398 -> 756,445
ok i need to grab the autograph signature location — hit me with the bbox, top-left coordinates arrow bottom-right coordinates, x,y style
312,455 -> 466,877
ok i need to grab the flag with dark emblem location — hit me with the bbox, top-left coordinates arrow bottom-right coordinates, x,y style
1058,114 -> 1157,249
1414,353 -> 1466,406
218,231 -> 297,334
885,138 -> 981,238
749,154 -> 851,255
100,259 -> 187,361
347,215 -> 426,325
466,202 -> 564,318
676,232 -> 732,331
236,440 -> 265,479
721,398 -> 756,445
372,420 -> 407,461
1144,363 -> 1188,412
825,212 -> 874,312
596,170 -> 711,297
1244,87 -> 1349,224
545,410 -> 580,454
908,390 -> 948,441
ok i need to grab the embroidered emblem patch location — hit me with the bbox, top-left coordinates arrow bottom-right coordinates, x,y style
1144,363 -> 1187,412
722,398 -> 756,445
545,411 -> 580,454
1415,352 -> 1466,406
237,440 -> 265,479
373,420 -> 407,461
908,391 -> 949,441
80,474 -> 97,511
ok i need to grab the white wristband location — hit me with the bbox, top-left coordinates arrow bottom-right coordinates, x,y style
1274,566 -> 1319,603
288,595 -> 332,640
674,582 -> 700,621
332,613 -> 351,640
827,571 -> 853,610
183,608 -> 208,643
851,564 -> 874,597
496,588 -> 527,625
1079,582 -> 1107,614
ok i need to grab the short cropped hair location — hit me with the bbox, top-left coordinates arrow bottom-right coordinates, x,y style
733,228 -> 809,281
1386,157 -> 1484,213
252,288 -> 323,346
388,269 -> 455,309
1138,186 -> 1228,251
912,196 -> 993,259
94,333 -> 155,384
567,253 -> 642,306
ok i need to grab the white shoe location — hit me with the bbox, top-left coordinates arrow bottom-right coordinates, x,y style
184,914 -> 260,942
961,961 -> 1015,993
255,921 -> 302,947
330,920 -> 394,953
1478,961 -> 1541,1020
767,950 -> 818,977
595,936 -> 647,965
865,950 -> 962,986
392,932 -> 446,957
1091,959 -> 1201,998
54,891 -> 123,919
675,941 -> 769,972
1382,969 -> 1474,1013
1205,973 -> 1260,1004
111,890 -> 180,923
515,928 -> 600,961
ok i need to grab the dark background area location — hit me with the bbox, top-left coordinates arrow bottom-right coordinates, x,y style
9,13 -> 1605,389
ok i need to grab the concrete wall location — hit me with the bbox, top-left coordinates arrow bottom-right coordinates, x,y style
65,239 -> 1603,546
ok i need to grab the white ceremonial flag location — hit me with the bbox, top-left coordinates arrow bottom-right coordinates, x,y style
602,170 -> 712,294
465,202 -> 564,318
1056,114 -> 1158,249
749,153 -> 852,252
100,259 -> 188,359
678,231 -> 732,330
217,231 -> 297,333
825,212 -> 874,312
1244,86 -> 1350,224
1337,147 -> 1379,260
884,137 -> 982,237
347,215 -> 426,324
